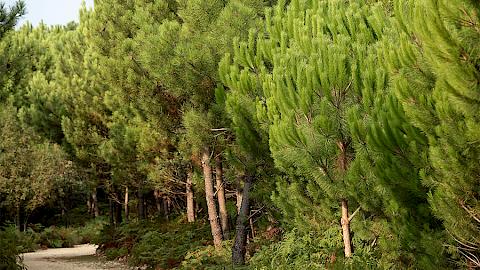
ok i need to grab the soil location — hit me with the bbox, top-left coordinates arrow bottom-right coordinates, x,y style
22,244 -> 131,270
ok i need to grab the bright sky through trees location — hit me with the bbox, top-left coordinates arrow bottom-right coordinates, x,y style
4,0 -> 93,26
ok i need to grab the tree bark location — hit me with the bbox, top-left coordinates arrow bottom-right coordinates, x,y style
138,190 -> 145,220
232,174 -> 252,265
215,155 -> 229,239
163,197 -> 169,221
115,194 -> 123,225
201,148 -> 223,248
124,186 -> 129,222
15,205 -> 21,231
92,188 -> 100,218
186,169 -> 195,222
154,189 -> 162,215
236,176 -> 243,214
87,197 -> 92,216
109,199 -> 114,225
337,140 -> 352,258
341,199 -> 352,258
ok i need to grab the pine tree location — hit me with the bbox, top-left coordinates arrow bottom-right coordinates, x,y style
135,0 -> 273,248
390,0 -> 480,267
0,0 -> 25,39
220,0 -> 395,261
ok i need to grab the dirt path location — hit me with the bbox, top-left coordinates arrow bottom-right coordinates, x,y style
22,244 -> 130,270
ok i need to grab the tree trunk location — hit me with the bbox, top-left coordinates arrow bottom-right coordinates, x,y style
92,188 -> 100,217
236,176 -> 243,214
16,205 -> 21,231
154,189 -> 162,215
87,197 -> 92,216
137,190 -> 145,220
186,169 -> 195,222
232,174 -> 252,265
115,197 -> 123,225
201,148 -> 223,248
337,141 -> 352,258
341,199 -> 352,258
163,197 -> 169,221
124,187 -> 129,222
109,199 -> 114,225
215,155 -> 229,239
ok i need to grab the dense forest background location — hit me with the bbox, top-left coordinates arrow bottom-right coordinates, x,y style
1,0 -> 479,269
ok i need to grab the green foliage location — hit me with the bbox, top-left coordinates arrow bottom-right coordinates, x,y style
0,0 -> 25,39
179,241 -> 232,270
95,217 -> 212,269
0,226 -> 26,270
386,0 -> 480,266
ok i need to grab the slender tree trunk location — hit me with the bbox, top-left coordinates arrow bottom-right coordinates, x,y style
186,169 -> 195,222
109,199 -> 114,225
163,197 -> 169,221
215,155 -> 229,239
154,189 -> 162,215
341,199 -> 352,257
249,213 -> 255,238
87,197 -> 92,216
115,195 -> 122,225
232,174 -> 252,265
16,205 -> 21,231
201,148 -> 223,248
92,188 -> 100,218
236,176 -> 243,214
138,190 -> 145,220
124,187 -> 129,222
337,140 -> 352,258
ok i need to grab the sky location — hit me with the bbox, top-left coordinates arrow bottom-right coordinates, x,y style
4,0 -> 94,27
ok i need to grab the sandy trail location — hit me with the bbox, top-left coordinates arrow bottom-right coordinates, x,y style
22,244 -> 129,270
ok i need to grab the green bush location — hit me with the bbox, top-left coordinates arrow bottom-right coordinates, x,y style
248,227 -> 378,270
95,216 -> 214,269
15,228 -> 40,253
130,222 -> 211,269
38,226 -> 81,248
75,217 -> 107,244
0,226 -> 26,270
179,241 -> 232,270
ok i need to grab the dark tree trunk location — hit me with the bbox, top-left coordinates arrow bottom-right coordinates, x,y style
115,198 -> 123,224
201,148 -> 223,248
154,189 -> 162,215
163,197 -> 169,221
16,205 -> 21,231
138,190 -> 145,220
87,197 -> 92,216
109,199 -> 114,225
215,155 -> 229,239
186,169 -> 195,222
232,174 -> 252,265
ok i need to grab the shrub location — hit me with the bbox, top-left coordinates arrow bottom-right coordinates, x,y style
95,216 -> 213,269
179,241 -> 232,270
75,217 -> 107,244
0,226 -> 26,270
38,226 -> 81,248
